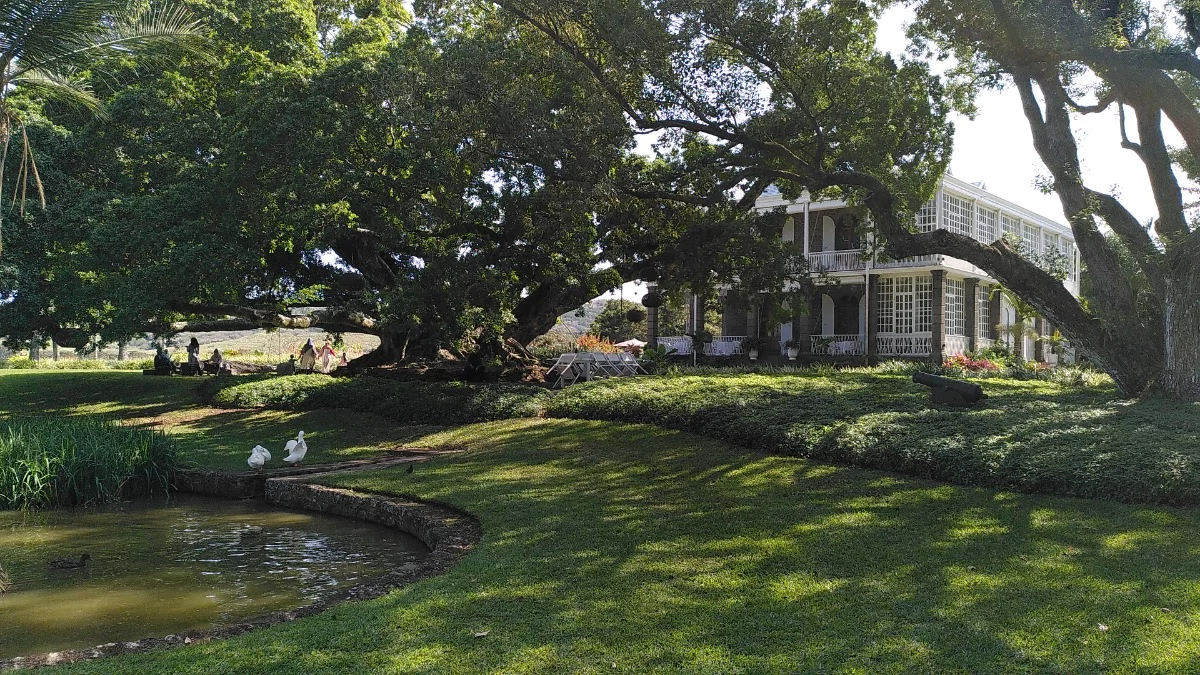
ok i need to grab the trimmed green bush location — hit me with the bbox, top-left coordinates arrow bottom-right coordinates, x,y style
201,375 -> 550,424
0,417 -> 177,510
546,372 -> 1200,504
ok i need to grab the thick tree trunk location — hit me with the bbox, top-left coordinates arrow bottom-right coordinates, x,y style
1160,268 -> 1200,400
349,328 -> 410,370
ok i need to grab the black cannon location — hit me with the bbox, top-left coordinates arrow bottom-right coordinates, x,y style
912,371 -> 987,407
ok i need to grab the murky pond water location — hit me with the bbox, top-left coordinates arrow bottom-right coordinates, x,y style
0,494 -> 428,659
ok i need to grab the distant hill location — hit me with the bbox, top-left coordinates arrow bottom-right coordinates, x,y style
555,298 -> 608,336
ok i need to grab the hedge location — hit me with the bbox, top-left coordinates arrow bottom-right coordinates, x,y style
544,373 -> 1200,505
199,375 -> 549,424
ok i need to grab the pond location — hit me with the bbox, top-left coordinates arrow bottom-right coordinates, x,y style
0,494 -> 429,659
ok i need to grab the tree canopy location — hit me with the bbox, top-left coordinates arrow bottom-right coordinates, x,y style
495,0 -> 1200,398
0,0 -> 803,364
905,0 -> 1200,398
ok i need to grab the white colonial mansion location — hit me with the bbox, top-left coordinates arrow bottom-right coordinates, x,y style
660,175 -> 1081,363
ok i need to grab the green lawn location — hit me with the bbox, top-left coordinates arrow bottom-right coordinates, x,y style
7,370 -> 1200,672
548,373 -> 1200,504
0,371 -> 439,470
47,418 -> 1200,673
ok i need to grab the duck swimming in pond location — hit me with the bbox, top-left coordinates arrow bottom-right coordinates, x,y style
48,554 -> 91,570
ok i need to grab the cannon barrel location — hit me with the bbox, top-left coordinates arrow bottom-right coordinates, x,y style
912,371 -> 985,401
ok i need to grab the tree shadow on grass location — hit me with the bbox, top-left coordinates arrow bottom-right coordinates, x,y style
89,419 -> 1200,674
149,408 -> 441,471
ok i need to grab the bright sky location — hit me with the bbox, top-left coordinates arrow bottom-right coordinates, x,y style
876,5 -> 1170,228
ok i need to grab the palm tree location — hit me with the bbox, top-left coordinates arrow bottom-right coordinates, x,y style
991,284 -> 1039,360
0,0 -> 210,250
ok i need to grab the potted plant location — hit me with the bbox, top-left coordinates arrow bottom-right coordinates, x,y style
741,336 -> 767,361
784,338 -> 801,361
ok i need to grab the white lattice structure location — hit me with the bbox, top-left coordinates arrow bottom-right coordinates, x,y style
703,175 -> 1083,362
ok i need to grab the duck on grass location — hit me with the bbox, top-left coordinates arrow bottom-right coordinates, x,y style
246,431 -> 308,470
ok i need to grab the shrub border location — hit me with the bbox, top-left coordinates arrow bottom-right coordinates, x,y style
0,464 -> 481,671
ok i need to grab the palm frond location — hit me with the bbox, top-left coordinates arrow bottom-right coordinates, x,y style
11,66 -> 101,112
10,1 -> 211,77
0,0 -> 124,74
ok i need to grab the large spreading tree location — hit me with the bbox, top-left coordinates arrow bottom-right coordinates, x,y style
493,0 -> 1200,399
906,0 -> 1200,398
0,0 -> 805,364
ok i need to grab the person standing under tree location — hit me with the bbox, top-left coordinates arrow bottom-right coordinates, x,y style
318,340 -> 336,373
187,337 -> 201,375
298,339 -> 317,373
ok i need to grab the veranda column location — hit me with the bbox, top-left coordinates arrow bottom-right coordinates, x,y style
867,274 -> 880,362
683,290 -> 696,335
647,283 -> 659,350
988,286 -> 1001,341
1033,318 -> 1045,361
964,278 -> 979,352
802,202 -> 810,256
931,270 -> 945,365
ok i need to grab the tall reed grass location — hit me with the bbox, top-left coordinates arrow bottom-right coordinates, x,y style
0,418 -> 177,510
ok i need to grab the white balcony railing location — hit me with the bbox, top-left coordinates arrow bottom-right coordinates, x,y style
945,335 -> 970,357
811,334 -> 866,356
657,336 -> 751,357
874,254 -> 940,269
708,336 -> 746,356
877,333 -> 933,357
657,336 -> 693,355
808,249 -> 867,272
976,338 -> 995,350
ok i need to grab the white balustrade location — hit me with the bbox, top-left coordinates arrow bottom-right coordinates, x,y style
944,335 -> 970,356
810,334 -> 866,356
657,336 -> 694,355
707,336 -> 746,356
807,249 -> 867,272
873,254 -> 939,269
975,338 -> 995,350
877,333 -> 933,357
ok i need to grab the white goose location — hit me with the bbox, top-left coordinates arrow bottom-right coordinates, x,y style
283,431 -> 307,466
247,445 -> 269,470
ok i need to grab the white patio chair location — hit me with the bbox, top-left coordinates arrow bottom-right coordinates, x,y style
622,352 -> 648,375
595,353 -> 624,378
549,353 -> 580,388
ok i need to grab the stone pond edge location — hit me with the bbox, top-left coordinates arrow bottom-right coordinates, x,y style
1,467 -> 482,671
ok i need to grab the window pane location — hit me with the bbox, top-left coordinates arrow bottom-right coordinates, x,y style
877,278 -> 894,333
977,286 -> 992,339
915,200 -> 936,232
1022,224 -> 1040,253
941,193 -> 973,237
915,275 -> 933,333
945,279 -> 965,336
977,208 -> 997,243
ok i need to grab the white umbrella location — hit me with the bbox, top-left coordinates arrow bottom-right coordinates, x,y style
614,339 -> 647,348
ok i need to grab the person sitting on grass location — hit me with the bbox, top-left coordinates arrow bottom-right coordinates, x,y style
153,347 -> 177,375
204,348 -> 224,375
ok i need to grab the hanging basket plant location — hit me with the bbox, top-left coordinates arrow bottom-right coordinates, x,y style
641,291 -> 665,308
336,273 -> 365,292
639,266 -> 660,282
626,308 -> 646,323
